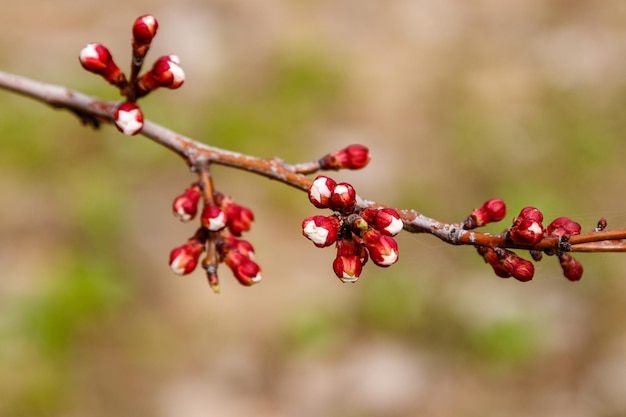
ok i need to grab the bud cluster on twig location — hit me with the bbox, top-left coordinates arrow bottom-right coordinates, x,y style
78,15 -> 184,136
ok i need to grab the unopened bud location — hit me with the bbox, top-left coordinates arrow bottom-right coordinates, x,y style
498,249 -> 534,282
333,254 -> 362,283
222,198 -> 254,236
79,43 -> 127,88
330,182 -> 357,213
200,204 -> 227,231
114,102 -> 144,135
559,253 -> 583,281
137,55 -> 185,95
546,217 -> 581,238
371,208 -> 403,236
477,246 -> 511,278
509,207 -> 544,245
362,229 -> 399,267
172,184 -> 202,222
169,239 -> 205,275
464,198 -> 507,229
308,175 -> 337,208
225,251 -> 262,286
302,215 -> 340,248
132,14 -> 158,56
319,144 -> 370,170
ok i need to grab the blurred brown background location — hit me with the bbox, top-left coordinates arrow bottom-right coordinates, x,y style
2,1 -> 626,416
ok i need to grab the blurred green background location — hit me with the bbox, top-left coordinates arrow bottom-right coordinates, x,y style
2,1 -> 626,416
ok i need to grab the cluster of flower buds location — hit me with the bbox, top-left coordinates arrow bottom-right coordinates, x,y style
78,15 -> 185,136
302,174 -> 403,282
468,200 -> 586,282
168,183 -> 260,292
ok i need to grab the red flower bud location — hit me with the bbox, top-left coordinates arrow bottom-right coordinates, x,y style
596,218 -> 607,232
137,55 -> 185,95
371,208 -> 403,236
333,254 -> 363,283
464,198 -> 506,229
79,43 -> 127,88
362,229 -> 399,267
329,182 -> 357,213
200,204 -> 227,231
337,237 -> 368,266
132,15 -> 158,52
308,175 -> 337,208
509,207 -> 544,245
221,198 -> 254,236
169,238 -> 205,275
546,217 -> 581,238
114,102 -> 144,135
559,253 -> 583,281
477,247 -> 511,278
172,184 -> 202,222
498,249 -> 534,282
222,234 -> 255,259
319,144 -> 371,170
224,251 -> 262,286
302,215 -> 340,248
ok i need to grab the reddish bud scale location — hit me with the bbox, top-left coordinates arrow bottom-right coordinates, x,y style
329,182 -> 357,213
222,234 -> 255,259
114,102 -> 144,135
308,175 -> 337,208
371,208 -> 403,236
302,215 -> 340,248
319,144 -> 371,170
362,228 -> 399,267
172,184 -> 202,222
464,198 -> 506,229
546,217 -> 581,238
559,253 -> 584,281
336,237 -> 369,266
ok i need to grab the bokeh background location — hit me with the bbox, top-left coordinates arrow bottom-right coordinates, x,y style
2,1 -> 626,416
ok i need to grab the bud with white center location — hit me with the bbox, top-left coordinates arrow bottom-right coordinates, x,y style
302,215 -> 340,248
169,238 -> 205,275
132,14 -> 158,57
308,175 -> 337,208
369,208 -> 403,236
79,43 -> 127,88
136,55 -> 185,97
172,183 -> 202,222
200,204 -> 227,231
329,182 -> 356,213
362,228 -> 399,267
114,102 -> 144,135
333,253 -> 362,283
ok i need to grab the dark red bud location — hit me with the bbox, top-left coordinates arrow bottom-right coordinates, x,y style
559,253 -> 583,281
329,182 -> 357,213
319,144 -> 371,170
464,198 -> 506,229
546,217 -> 581,238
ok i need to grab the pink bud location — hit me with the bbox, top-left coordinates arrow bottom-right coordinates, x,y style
79,43 -> 127,88
329,182 -> 357,213
302,215 -> 340,248
308,175 -> 337,208
498,249 -> 534,282
371,208 -> 403,236
114,102 -> 144,135
559,253 -> 583,281
333,254 -> 362,283
200,204 -> 227,231
225,251 -> 262,286
172,184 -> 202,222
319,144 -> 371,170
362,229 -> 399,267
132,15 -> 158,49
464,198 -> 506,229
546,217 -> 581,238
169,240 -> 205,275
